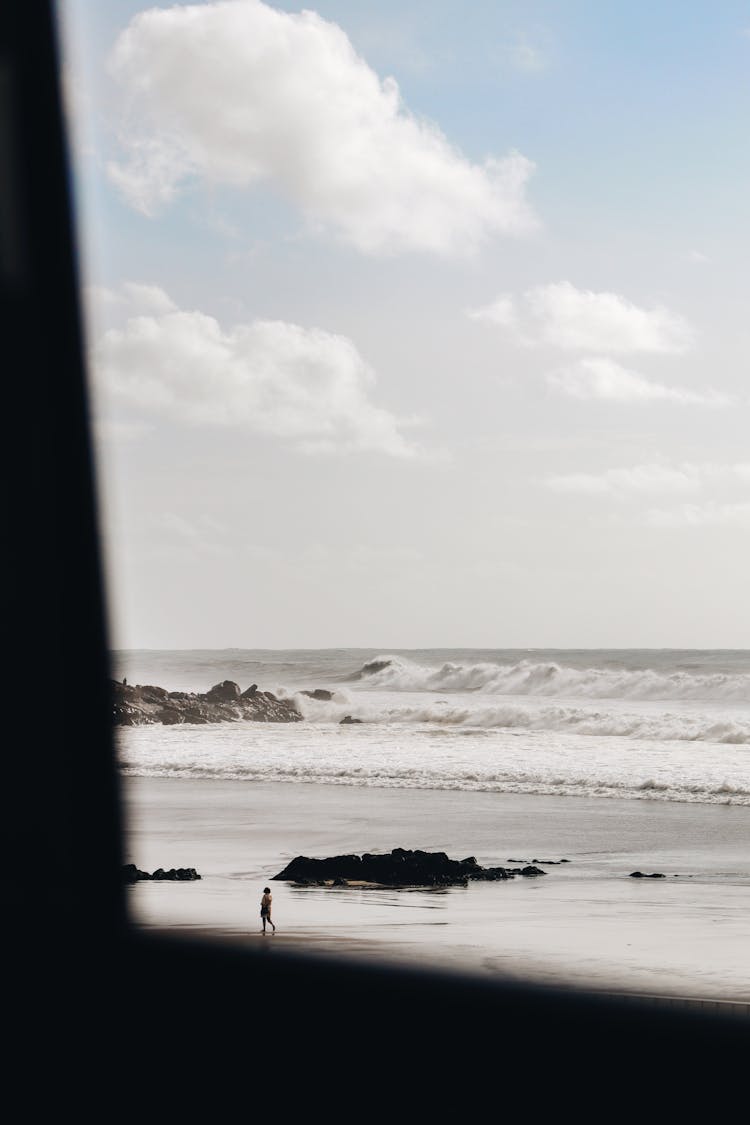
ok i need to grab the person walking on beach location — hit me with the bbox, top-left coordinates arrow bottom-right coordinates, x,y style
260,887 -> 275,933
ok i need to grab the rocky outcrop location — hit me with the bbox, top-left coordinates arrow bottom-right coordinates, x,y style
629,871 -> 666,878
339,715 -> 362,725
301,689 -> 334,701
123,864 -> 201,883
272,848 -> 547,888
111,680 -> 302,726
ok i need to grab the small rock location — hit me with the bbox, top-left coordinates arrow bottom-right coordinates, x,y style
122,864 -> 201,882
122,863 -> 150,884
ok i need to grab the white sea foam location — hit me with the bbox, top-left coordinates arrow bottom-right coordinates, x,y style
117,720 -> 750,805
351,655 -> 750,702
119,765 -> 750,805
290,692 -> 750,744
114,647 -> 750,806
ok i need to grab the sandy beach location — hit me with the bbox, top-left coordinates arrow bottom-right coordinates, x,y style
122,776 -> 750,1004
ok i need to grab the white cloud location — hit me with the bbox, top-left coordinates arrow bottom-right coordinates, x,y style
92,283 -> 416,457
545,462 -> 750,496
468,293 -> 517,328
469,280 -> 693,353
107,0 -> 537,256
502,40 -> 546,73
120,282 -> 178,315
646,503 -> 750,528
546,464 -> 698,496
685,249 -> 710,265
547,357 -> 731,406
84,282 -> 177,326
85,284 -> 123,309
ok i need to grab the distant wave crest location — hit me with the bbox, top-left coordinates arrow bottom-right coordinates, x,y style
351,655 -> 750,703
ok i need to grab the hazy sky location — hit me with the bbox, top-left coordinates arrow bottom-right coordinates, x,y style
60,1 -> 749,649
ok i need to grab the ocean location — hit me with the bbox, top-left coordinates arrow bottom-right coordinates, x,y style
113,648 -> 750,806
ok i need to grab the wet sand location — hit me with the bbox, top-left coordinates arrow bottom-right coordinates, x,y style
122,776 -> 750,1003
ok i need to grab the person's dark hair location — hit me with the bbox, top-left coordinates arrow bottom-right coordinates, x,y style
263,887 -> 270,893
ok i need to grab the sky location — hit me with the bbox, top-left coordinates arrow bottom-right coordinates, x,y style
59,0 -> 750,649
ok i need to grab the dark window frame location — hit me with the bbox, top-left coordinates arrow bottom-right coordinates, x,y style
4,4 -> 746,1106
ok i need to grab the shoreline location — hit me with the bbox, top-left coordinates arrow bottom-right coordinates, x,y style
122,777 -> 750,1003
119,766 -> 750,808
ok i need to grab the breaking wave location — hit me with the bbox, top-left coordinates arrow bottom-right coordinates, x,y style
350,655 -> 750,703
118,751 -> 750,806
293,693 -> 750,744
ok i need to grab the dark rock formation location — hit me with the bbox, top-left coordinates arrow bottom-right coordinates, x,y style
509,858 -> 571,864
339,715 -> 362,725
272,848 -> 547,888
123,864 -> 201,883
301,689 -> 334,701
111,680 -> 302,726
629,871 -> 666,879
472,864 -> 546,881
205,680 -> 241,702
